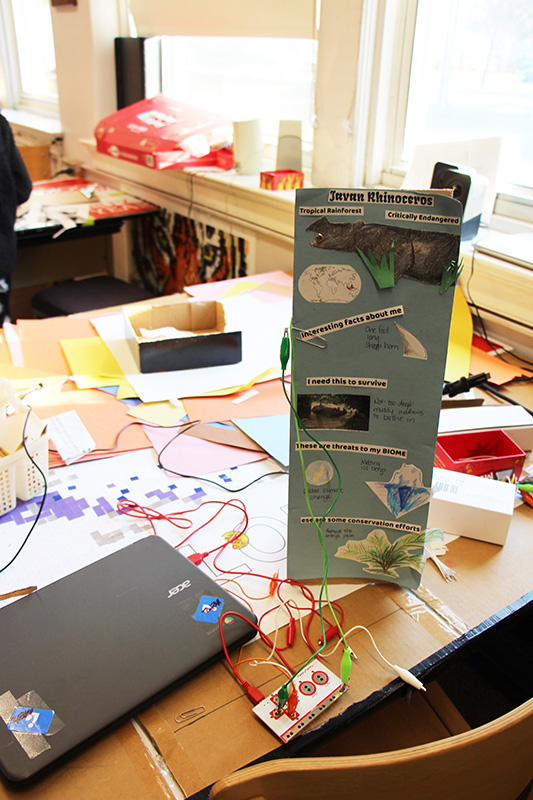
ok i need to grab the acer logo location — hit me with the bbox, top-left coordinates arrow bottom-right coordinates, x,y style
168,579 -> 191,598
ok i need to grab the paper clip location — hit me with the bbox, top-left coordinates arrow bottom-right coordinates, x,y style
292,327 -> 327,349
174,705 -> 206,723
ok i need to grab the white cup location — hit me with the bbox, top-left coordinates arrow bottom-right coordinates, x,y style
233,119 -> 263,175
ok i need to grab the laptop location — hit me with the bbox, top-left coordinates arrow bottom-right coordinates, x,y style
0,536 -> 257,783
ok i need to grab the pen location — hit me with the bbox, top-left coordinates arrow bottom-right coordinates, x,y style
517,483 -> 533,493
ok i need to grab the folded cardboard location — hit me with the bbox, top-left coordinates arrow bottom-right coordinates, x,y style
0,720 -> 170,800
438,404 -> 533,451
123,297 -> 242,374
428,467 -> 516,545
94,94 -> 235,170
434,429 -> 526,482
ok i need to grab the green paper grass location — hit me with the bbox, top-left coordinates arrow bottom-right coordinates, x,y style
356,242 -> 395,288
440,258 -> 464,294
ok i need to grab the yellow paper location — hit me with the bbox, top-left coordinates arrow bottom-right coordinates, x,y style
191,367 -> 281,398
60,337 -> 124,387
116,379 -> 138,399
127,400 -> 187,426
444,287 -> 473,382
220,280 -> 261,299
0,363 -> 67,391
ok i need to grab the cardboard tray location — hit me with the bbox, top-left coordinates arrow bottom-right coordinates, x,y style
123,296 -> 242,374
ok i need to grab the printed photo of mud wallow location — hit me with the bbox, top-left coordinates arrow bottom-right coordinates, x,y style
297,393 -> 370,431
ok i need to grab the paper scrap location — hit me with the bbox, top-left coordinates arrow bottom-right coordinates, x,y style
232,389 -> 259,404
45,410 -> 96,464
232,414 -> 290,467
444,287 -> 473,382
143,424 -> 269,477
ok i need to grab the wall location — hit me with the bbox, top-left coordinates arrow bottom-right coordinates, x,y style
50,0 -> 122,165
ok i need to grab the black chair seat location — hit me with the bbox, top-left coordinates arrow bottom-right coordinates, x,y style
32,275 -> 155,317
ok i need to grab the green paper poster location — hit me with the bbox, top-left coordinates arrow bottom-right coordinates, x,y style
287,188 -> 463,590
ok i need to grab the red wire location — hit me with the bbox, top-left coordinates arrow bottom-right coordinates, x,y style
117,497 -> 346,667
117,498 -> 192,536
117,497 -> 249,548
218,611 -> 295,683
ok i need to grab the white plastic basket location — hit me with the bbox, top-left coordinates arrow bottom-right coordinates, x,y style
0,378 -> 48,516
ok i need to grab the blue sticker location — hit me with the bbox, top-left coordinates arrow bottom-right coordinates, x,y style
194,595 -> 224,624
8,706 -> 54,735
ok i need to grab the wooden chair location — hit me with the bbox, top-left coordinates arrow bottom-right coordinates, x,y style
209,695 -> 533,800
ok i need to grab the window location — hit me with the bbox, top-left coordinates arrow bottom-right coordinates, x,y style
369,0 -> 533,220
0,0 -> 58,114
404,0 -> 533,189
159,35 -> 317,145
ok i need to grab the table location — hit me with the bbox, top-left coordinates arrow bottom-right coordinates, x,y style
12,178 -> 157,310
137,503 -> 532,798
0,305 -> 531,800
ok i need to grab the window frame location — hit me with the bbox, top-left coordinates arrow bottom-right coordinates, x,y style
0,0 -> 59,118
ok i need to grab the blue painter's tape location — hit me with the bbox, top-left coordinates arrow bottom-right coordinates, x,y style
194,595 -> 224,624
7,706 -> 55,735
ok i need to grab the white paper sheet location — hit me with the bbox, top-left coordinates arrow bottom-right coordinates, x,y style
91,294 -> 292,403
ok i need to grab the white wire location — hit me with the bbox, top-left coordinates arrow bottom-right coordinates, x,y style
322,624 -> 395,669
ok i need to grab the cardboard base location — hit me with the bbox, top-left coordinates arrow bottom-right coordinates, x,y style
138,584 -> 447,797
0,720 -> 170,800
3,505 -> 531,798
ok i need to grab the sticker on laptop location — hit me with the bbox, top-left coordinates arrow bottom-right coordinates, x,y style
7,706 -> 55,735
194,595 -> 224,624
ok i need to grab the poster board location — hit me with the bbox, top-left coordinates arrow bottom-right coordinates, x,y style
287,187 -> 462,589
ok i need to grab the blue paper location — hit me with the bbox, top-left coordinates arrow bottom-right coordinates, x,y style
287,187 -> 462,590
232,414 -> 290,467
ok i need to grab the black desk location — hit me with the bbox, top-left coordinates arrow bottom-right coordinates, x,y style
16,216 -> 124,247
12,178 -> 157,315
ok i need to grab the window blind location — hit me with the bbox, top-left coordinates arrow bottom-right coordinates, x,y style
129,0 -> 317,39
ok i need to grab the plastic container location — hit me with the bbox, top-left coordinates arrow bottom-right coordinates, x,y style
0,378 -> 48,516
434,428 -> 526,482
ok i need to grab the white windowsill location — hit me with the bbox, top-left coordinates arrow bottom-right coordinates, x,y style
80,138 -> 533,356
81,138 -> 298,242
2,108 -> 63,144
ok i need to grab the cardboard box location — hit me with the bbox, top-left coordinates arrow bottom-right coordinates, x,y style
123,296 -> 242,374
260,170 -> 304,190
94,94 -> 235,170
434,429 -> 526,481
428,467 -> 516,545
438,404 -> 533,451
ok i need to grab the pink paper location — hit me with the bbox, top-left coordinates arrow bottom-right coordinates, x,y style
143,424 -> 269,478
184,270 -> 292,302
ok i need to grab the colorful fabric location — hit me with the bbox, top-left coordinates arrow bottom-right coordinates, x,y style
132,209 -> 248,295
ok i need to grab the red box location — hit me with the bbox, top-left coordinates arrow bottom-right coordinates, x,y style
260,170 -> 304,190
94,95 -> 234,170
434,429 -> 526,482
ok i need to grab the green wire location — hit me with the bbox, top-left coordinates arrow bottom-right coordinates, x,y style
277,323 -> 352,701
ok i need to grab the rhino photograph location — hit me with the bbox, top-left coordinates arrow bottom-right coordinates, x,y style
306,217 -> 461,288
